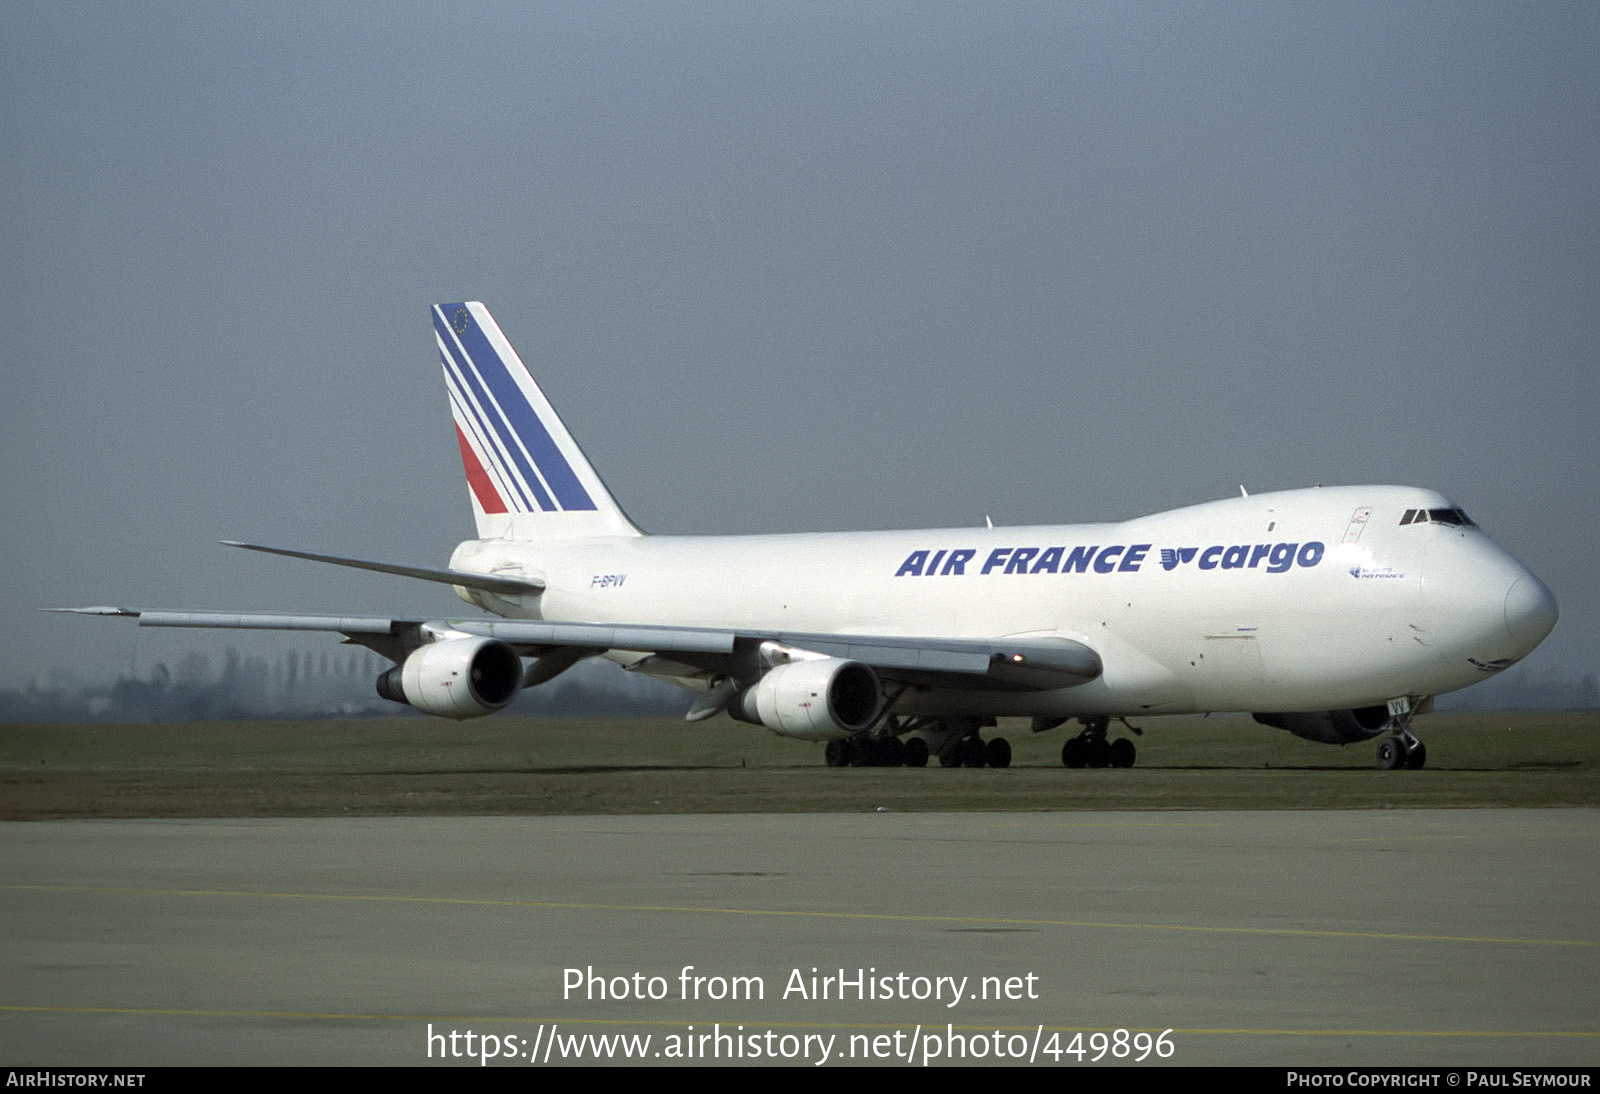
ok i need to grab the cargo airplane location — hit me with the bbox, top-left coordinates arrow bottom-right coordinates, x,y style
56,302 -> 1559,770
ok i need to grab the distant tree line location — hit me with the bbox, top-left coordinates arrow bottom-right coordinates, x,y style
0,646 -> 687,723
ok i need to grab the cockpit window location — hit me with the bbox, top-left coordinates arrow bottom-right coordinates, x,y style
1400,508 -> 1476,527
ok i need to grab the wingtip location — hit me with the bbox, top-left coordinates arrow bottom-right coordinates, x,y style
222,541 -> 281,555
41,606 -> 139,617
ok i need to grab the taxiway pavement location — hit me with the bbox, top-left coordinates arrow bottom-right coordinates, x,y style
3,811 -> 1595,1066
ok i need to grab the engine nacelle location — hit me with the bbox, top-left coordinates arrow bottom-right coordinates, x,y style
376,637 -> 523,719
733,658 -> 882,741
1252,706 -> 1393,745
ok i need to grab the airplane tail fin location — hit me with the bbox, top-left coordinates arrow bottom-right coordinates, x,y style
434,302 -> 642,541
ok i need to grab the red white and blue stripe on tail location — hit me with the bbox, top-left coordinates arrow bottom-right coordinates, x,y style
434,302 -> 638,540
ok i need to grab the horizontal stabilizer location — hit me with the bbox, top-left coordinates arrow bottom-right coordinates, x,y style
223,541 -> 546,597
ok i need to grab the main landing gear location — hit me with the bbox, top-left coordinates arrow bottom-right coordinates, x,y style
821,716 -> 1011,768
937,733 -> 1012,769
1375,723 -> 1427,770
910,716 -> 1009,768
824,734 -> 929,768
1060,716 -> 1139,769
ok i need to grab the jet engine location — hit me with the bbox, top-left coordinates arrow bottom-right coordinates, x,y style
731,657 -> 882,741
376,636 -> 523,719
1252,706 -> 1393,745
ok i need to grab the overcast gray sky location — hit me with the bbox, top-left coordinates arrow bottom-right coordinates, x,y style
4,3 -> 1596,693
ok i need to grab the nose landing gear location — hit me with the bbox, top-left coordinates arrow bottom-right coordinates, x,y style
1376,723 -> 1426,770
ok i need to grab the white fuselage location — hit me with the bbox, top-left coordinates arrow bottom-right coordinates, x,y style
449,484 -> 1556,718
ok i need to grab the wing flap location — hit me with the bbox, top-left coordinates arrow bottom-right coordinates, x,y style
449,619 -> 737,655
137,611 -> 406,634
767,631 -> 1101,687
44,607 -> 409,636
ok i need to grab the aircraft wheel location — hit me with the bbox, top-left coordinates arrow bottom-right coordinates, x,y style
1403,741 -> 1427,770
961,737 -> 988,768
1086,737 -> 1113,768
1108,738 -> 1136,768
824,739 -> 847,767
1376,738 -> 1406,770
940,745 -> 964,768
879,736 -> 906,767
902,737 -> 929,767
1062,737 -> 1088,768
985,737 -> 1012,768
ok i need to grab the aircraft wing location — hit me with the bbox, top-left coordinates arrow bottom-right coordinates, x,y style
47,608 -> 1101,690
44,606 -> 429,663
449,619 -> 1100,689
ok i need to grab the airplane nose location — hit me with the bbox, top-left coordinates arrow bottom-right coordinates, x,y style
1504,573 -> 1558,652
1420,539 -> 1557,667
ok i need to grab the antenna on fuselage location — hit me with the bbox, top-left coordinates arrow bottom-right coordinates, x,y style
1239,485 -> 1249,498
